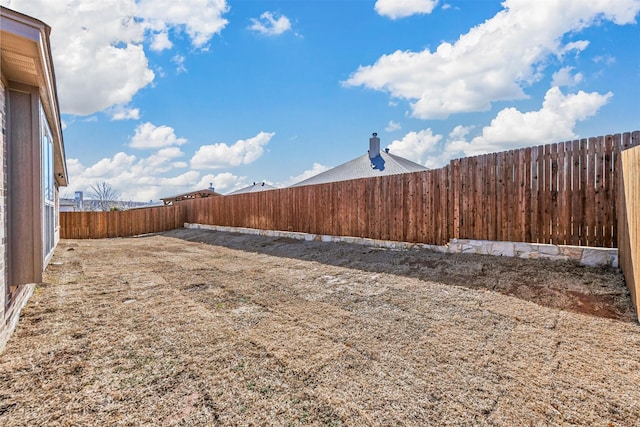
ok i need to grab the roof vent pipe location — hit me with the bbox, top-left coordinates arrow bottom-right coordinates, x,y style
369,132 -> 380,159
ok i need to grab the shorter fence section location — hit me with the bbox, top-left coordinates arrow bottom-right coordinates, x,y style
618,145 -> 640,319
60,205 -> 184,239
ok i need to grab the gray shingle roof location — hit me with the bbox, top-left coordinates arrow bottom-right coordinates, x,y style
290,150 -> 428,187
160,188 -> 222,205
227,182 -> 277,195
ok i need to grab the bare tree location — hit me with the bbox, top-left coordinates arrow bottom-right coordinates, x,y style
89,181 -> 120,211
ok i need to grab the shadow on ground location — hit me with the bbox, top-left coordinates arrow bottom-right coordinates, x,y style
163,228 -> 636,323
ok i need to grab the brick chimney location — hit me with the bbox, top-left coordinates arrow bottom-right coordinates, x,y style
369,132 -> 380,159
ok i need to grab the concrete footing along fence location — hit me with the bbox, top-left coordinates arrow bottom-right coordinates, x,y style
185,223 -> 619,268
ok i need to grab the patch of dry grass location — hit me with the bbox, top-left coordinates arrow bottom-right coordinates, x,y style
1,229 -> 639,425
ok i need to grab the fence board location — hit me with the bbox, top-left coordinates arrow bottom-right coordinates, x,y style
472,156 -> 480,239
507,150 -> 516,242
423,172 -> 433,243
602,136 -> 613,246
523,148 -> 532,243
556,142 -> 567,244
570,140 -> 581,245
450,161 -> 460,239
487,153 -> 497,241
530,146 -> 540,243
594,136 -> 605,246
586,137 -> 597,245
514,149 -> 523,242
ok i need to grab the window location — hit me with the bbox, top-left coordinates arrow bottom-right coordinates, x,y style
41,104 -> 55,261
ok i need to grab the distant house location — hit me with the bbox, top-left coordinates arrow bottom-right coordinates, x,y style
59,198 -> 77,212
1,7 -> 68,351
59,197 -> 159,211
160,187 -> 223,206
290,133 -> 428,187
227,182 -> 277,195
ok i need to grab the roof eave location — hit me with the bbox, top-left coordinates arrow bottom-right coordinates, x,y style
1,6 -> 68,186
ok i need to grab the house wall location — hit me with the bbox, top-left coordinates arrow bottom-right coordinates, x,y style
0,6 -> 68,353
0,82 -> 48,353
0,78 -> 6,329
8,84 -> 43,286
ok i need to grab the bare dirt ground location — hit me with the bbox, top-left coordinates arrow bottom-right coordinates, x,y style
1,228 -> 639,426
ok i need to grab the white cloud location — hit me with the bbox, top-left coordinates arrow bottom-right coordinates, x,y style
557,40 -> 590,59
375,0 -> 438,19
249,11 -> 292,36
449,124 -> 473,141
444,87 -> 612,158
191,131 -> 274,170
172,54 -> 187,74
345,0 -> 640,119
138,0 -> 229,48
129,122 -> 187,149
593,55 -> 616,65
196,173 -> 244,193
150,31 -> 172,52
65,158 -> 86,178
154,146 -> 184,160
83,152 -> 137,178
386,129 -> 442,165
1,0 -> 230,115
63,148 -> 245,202
280,163 -> 329,187
109,105 -> 141,121
385,120 -> 402,132
551,67 -> 583,87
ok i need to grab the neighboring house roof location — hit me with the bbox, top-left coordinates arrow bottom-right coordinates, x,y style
227,182 -> 277,195
290,133 -> 428,187
1,6 -> 68,186
160,188 -> 223,205
59,199 -> 76,212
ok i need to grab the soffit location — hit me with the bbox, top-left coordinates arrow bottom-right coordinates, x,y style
1,26 -> 41,87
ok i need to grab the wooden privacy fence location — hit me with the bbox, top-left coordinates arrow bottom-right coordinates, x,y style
59,131 -> 640,247
60,205 -> 184,239
183,131 -> 640,248
617,144 -> 640,318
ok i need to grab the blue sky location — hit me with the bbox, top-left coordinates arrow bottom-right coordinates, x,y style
3,0 -> 639,202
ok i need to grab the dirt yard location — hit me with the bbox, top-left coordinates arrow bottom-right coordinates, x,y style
1,228 -> 639,426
